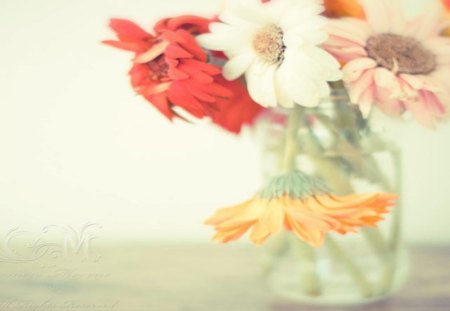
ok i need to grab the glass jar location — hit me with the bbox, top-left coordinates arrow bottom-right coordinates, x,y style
255,88 -> 409,306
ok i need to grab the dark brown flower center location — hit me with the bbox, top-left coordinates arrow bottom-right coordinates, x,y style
147,56 -> 170,82
366,33 -> 437,75
253,25 -> 285,64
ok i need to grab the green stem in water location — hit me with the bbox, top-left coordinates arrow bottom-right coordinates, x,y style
262,233 -> 290,277
282,105 -> 302,173
282,105 -> 321,297
291,235 -> 321,297
303,110 -> 377,298
326,236 -> 373,298
389,148 -> 403,252
312,110 -> 399,295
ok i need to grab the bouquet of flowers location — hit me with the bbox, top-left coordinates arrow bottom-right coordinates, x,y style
104,0 -> 450,305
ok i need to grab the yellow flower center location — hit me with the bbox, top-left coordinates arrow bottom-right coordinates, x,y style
366,33 -> 437,75
253,25 -> 285,64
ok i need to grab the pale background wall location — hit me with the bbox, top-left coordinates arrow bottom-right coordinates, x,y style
0,0 -> 448,244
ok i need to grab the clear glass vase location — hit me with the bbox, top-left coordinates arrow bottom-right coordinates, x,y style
255,87 -> 409,306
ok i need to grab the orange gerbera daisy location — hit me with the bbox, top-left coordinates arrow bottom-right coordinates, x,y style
103,17 -> 231,120
443,0 -> 450,10
323,0 -> 365,19
206,171 -> 397,247
442,0 -> 450,36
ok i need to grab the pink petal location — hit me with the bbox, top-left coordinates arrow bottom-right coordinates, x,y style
406,90 -> 448,128
326,46 -> 368,63
384,0 -> 407,34
359,85 -> 375,117
373,68 -> 403,98
327,19 -> 372,46
343,58 -> 377,82
399,74 -> 424,90
359,0 -> 391,33
374,86 -> 405,116
406,2 -> 443,39
348,69 -> 375,105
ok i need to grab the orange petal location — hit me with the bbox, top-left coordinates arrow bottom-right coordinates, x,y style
213,222 -> 254,243
249,221 -> 272,246
259,199 -> 285,234
311,193 -> 397,235
204,199 -> 254,225
286,213 -> 326,248
213,200 -> 267,229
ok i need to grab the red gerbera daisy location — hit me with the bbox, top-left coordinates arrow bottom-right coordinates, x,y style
103,17 -> 232,120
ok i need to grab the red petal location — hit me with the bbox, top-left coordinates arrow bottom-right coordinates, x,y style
154,15 -> 211,34
109,19 -> 152,40
160,31 -> 188,44
129,64 -> 149,87
182,59 -> 221,75
102,40 -> 150,52
167,82 -> 207,118
195,80 -> 233,98
210,78 -> 265,134
168,67 -> 190,80
186,82 -> 217,103
178,63 -> 214,84
167,16 -> 211,34
146,93 -> 174,120
164,44 -> 193,59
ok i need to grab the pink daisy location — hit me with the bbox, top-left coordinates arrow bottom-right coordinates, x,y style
325,0 -> 450,127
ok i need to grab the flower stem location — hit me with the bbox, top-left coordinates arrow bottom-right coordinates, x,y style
326,236 -> 373,298
282,105 -> 322,296
301,106 -> 379,297
291,235 -> 321,296
262,233 -> 290,277
389,148 -> 403,252
311,100 -> 400,295
282,105 -> 302,173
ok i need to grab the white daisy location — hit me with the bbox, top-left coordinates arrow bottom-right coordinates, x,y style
197,0 -> 342,108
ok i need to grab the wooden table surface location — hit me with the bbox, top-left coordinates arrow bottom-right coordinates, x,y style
0,244 -> 449,311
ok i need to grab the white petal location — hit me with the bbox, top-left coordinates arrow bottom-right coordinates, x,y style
223,50 -> 256,80
246,60 -> 278,107
283,17 -> 329,47
279,1 -> 324,30
318,81 -> 331,98
305,47 -> 343,81
264,0 -> 298,24
222,0 -> 271,26
277,52 -> 321,107
196,32 -> 240,51
274,69 -> 294,108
